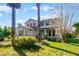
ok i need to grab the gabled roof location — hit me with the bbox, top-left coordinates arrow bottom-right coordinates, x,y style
17,24 -> 34,30
24,18 -> 37,24
40,18 -> 60,22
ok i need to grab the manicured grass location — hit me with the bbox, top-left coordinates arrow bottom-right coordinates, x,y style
0,40 -> 79,56
0,47 -> 18,56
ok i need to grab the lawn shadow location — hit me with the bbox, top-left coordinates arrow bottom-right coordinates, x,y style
21,44 -> 44,52
12,43 -> 44,56
44,42 -> 79,56
12,45 -> 27,56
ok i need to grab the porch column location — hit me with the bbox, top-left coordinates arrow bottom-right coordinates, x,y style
24,30 -> 26,36
55,28 -> 58,36
51,29 -> 52,37
49,21 -> 51,25
44,29 -> 47,35
44,21 -> 46,26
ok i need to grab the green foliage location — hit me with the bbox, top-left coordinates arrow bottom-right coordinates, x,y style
73,23 -> 79,36
64,32 -> 73,39
3,27 -> 11,38
73,23 -> 79,28
62,32 -> 79,43
0,26 -> 12,41
67,38 -> 79,43
0,27 -> 3,41
15,36 -> 38,47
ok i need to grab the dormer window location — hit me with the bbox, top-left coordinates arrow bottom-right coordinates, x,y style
33,23 -> 35,26
46,21 -> 49,25
51,21 -> 55,25
40,21 -> 44,26
27,24 -> 29,27
30,23 -> 32,27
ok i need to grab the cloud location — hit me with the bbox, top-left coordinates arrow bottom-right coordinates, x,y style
32,5 -> 54,12
42,6 -> 51,12
17,8 -> 27,12
32,6 -> 37,10
16,19 -> 26,25
0,6 -> 11,17
40,14 -> 58,20
0,13 -> 3,16
28,13 -> 58,20
0,5 -> 23,16
0,6 -> 11,12
32,5 -> 50,12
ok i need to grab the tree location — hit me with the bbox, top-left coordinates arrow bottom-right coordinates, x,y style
49,4 -> 79,43
7,3 -> 21,44
3,26 -> 12,38
0,26 -> 3,41
36,3 -> 41,41
0,26 -> 12,41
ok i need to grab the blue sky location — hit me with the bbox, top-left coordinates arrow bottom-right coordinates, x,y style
0,3 -> 79,28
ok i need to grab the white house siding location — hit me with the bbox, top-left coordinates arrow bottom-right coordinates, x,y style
16,25 -> 36,37
24,19 -> 37,28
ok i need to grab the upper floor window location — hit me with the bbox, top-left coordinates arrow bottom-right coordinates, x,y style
51,21 -> 55,25
19,30 -> 24,36
27,24 -> 29,27
45,21 -> 49,25
33,23 -> 35,26
40,21 -> 44,26
30,23 -> 32,27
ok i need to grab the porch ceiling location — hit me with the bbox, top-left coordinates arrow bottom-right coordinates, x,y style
40,25 -> 58,29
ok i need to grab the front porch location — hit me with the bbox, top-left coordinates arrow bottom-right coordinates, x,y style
41,28 -> 59,40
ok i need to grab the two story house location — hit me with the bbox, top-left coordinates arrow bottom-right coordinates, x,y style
16,18 -> 63,40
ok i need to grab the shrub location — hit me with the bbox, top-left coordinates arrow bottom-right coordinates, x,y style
0,41 -> 12,47
47,37 -> 57,42
42,40 -> 48,45
63,32 -> 79,43
67,38 -> 79,43
14,36 -> 38,47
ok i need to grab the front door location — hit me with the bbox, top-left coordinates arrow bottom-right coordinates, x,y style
52,29 -> 55,36
48,30 -> 51,36
48,29 -> 55,37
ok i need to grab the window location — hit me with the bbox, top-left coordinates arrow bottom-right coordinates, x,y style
52,30 -> 55,36
25,30 -> 27,35
30,23 -> 32,27
48,31 -> 51,36
19,30 -> 24,36
33,23 -> 35,26
40,21 -> 44,26
27,24 -> 29,27
51,21 -> 55,25
45,21 -> 49,25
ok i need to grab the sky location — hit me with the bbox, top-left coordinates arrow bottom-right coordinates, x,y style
0,3 -> 79,28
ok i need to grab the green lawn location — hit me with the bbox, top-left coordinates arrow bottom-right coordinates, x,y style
0,41 -> 79,56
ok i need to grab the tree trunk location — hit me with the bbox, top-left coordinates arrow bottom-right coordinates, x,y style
12,7 -> 16,45
37,3 -> 41,41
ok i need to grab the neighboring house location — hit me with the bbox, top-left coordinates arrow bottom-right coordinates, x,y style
16,19 -> 37,36
16,18 -> 63,40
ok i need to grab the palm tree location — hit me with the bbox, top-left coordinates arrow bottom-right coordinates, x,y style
7,3 -> 21,44
36,3 -> 41,41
